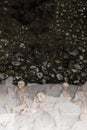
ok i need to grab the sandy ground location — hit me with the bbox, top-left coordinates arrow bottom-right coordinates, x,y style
0,77 -> 87,130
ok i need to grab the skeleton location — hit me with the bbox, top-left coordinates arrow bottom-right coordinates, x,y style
73,83 -> 87,107
16,81 -> 30,107
34,92 -> 45,103
60,83 -> 72,101
17,80 -> 25,89
72,88 -> 87,120
4,80 -> 31,114
62,82 -> 70,90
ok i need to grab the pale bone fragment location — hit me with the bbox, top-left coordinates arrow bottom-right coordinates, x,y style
34,92 -> 45,103
73,90 -> 86,108
4,103 -> 23,113
17,80 -> 25,89
23,96 -> 30,108
17,89 -> 31,109
60,84 -> 71,101
17,81 -> 30,108
3,104 -> 15,113
80,81 -> 87,92
80,108 -> 87,120
20,107 -> 30,116
79,97 -> 87,121
21,105 -> 38,116
4,103 -> 28,114
74,90 -> 86,102
13,104 -> 27,113
3,104 -> 10,113
2,86 -> 8,93
73,99 -> 83,107
60,90 -> 72,101
63,82 -> 69,90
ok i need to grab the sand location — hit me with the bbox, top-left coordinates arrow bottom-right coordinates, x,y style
0,77 -> 87,130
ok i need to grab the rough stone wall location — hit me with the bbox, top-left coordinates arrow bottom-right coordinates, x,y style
0,0 -> 87,84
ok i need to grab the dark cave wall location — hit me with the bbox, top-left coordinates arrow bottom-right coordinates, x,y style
0,0 -> 87,85
0,0 -> 53,24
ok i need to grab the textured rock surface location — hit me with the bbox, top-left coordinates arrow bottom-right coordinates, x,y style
0,0 -> 87,85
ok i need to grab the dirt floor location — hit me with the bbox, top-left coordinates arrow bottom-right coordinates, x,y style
0,77 -> 87,130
